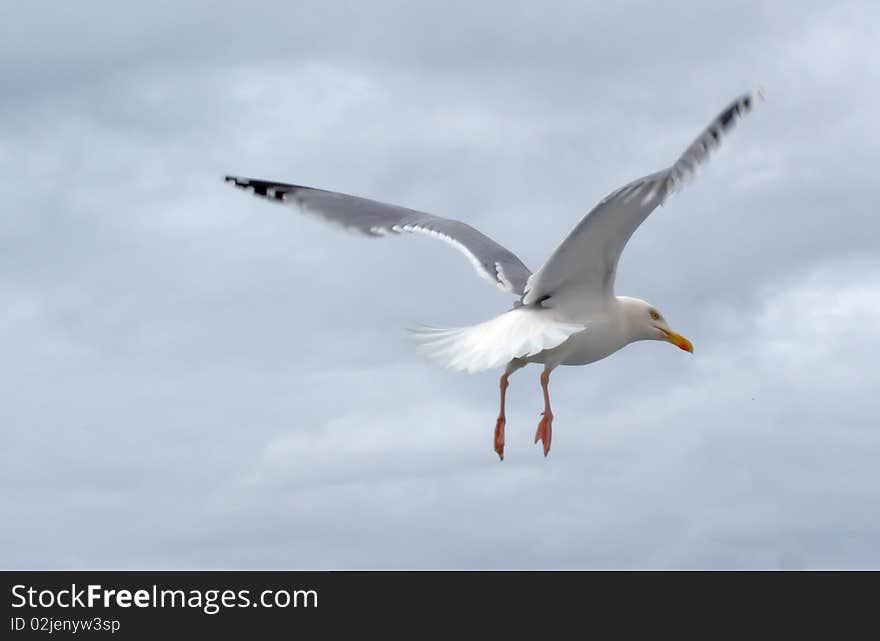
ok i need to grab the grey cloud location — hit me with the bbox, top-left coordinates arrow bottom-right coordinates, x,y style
1,1 -> 878,569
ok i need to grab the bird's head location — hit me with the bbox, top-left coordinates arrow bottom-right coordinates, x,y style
620,297 -> 693,353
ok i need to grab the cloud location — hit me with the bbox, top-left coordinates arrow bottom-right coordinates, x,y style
1,1 -> 878,568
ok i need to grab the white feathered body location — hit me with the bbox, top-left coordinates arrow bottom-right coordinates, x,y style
529,304 -> 634,367
410,296 -> 641,372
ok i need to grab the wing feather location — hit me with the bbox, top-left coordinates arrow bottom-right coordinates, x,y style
224,177 -> 532,295
522,90 -> 763,307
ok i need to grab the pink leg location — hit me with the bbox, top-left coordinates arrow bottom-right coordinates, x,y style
534,370 -> 553,457
494,372 -> 510,461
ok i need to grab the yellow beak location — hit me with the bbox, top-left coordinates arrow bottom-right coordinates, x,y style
659,328 -> 694,353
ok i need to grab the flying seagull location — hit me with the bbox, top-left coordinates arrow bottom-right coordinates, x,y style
225,90 -> 762,460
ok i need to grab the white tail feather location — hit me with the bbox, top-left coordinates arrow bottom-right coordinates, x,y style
408,308 -> 585,373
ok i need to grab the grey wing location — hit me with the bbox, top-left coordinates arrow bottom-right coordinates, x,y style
522,89 -> 763,307
224,176 -> 533,295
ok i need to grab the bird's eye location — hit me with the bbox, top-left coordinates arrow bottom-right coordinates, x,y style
649,310 -> 661,321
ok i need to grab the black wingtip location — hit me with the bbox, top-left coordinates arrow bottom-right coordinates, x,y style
225,176 -> 258,192
223,176 -> 300,201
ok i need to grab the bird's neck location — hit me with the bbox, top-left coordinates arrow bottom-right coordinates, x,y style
614,295 -> 651,343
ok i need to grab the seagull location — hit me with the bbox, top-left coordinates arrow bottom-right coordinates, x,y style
225,90 -> 762,460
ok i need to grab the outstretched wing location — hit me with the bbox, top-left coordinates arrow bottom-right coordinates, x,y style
522,90 -> 763,307
224,176 -> 532,295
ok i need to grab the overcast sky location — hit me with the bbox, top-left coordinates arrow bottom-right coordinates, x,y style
2,1 -> 878,569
